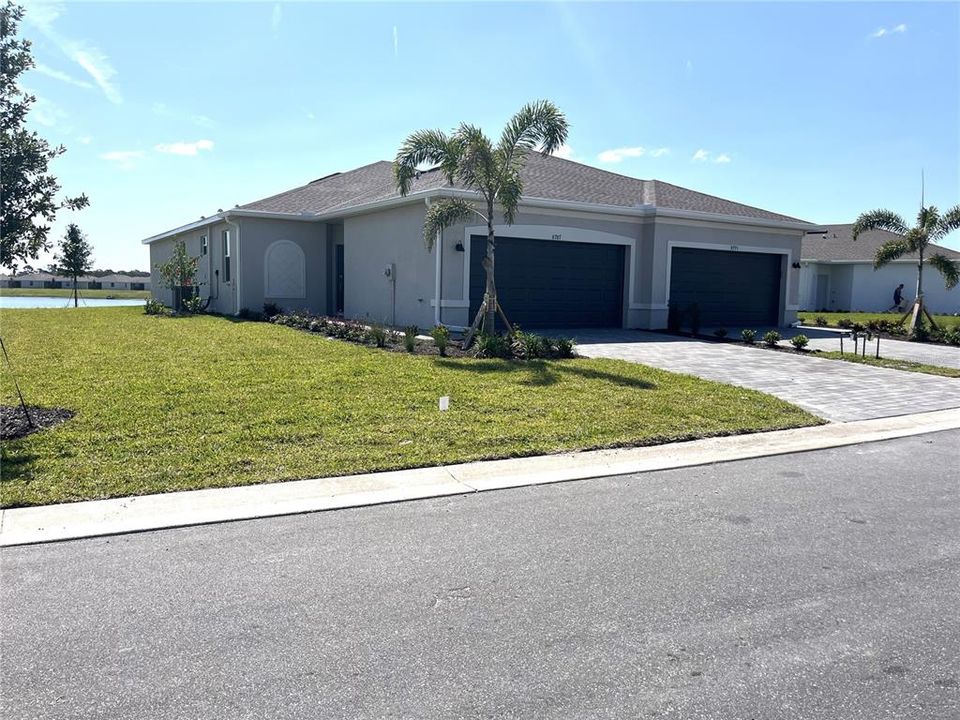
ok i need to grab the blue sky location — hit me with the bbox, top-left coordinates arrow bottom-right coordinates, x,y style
16,0 -> 960,271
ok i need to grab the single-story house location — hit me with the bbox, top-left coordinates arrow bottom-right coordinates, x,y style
143,153 -> 817,330
0,273 -> 151,291
97,274 -> 151,291
799,224 -> 960,314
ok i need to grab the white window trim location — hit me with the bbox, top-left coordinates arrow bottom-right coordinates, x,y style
264,239 -> 306,299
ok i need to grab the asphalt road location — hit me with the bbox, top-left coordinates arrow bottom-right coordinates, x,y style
2,431 -> 958,719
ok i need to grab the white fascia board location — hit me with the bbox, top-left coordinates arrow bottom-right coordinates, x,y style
141,215 -> 225,245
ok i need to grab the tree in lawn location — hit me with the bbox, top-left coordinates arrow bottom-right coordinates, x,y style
53,224 -> 93,307
155,240 -> 199,311
0,1 -> 88,271
394,100 -> 569,340
852,205 -> 960,334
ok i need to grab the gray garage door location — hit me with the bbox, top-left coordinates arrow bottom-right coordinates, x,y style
669,247 -> 782,327
470,235 -> 624,328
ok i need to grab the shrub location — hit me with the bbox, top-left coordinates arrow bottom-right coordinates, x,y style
263,302 -> 282,319
836,318 -> 853,329
910,321 -> 929,342
888,324 -> 907,337
237,307 -> 253,320
944,327 -> 960,346
474,333 -> 512,359
712,328 -> 728,339
814,315 -> 828,327
511,329 -> 550,360
763,330 -> 782,347
741,328 -> 756,344
403,325 -> 419,352
144,298 -> 167,316
366,323 -> 388,348
688,303 -> 701,336
790,334 -> 809,351
667,303 -> 682,333
430,325 -> 451,356
552,337 -> 576,358
182,295 -> 205,314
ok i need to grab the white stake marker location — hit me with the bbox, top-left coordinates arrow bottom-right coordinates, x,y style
439,396 -> 450,411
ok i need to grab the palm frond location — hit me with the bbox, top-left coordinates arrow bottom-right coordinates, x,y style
873,239 -> 910,269
496,99 -> 569,172
394,129 -> 457,195
422,198 -> 481,249
931,204 -> 960,243
453,123 -> 497,195
927,252 -> 960,290
851,209 -> 909,241
917,205 -> 940,234
496,171 -> 523,225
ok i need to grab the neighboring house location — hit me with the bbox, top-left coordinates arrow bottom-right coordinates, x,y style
0,273 -> 150,291
98,274 -> 151,291
800,224 -> 960,314
1,272 -> 57,288
143,153 -> 816,330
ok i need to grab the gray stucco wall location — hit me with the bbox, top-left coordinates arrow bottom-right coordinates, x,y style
149,221 -> 237,315
237,218 -> 327,315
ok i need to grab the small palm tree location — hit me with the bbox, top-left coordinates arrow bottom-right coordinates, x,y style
852,204 -> 960,331
394,100 -> 569,339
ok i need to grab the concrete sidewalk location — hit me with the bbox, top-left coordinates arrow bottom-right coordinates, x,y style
3,408 -> 958,547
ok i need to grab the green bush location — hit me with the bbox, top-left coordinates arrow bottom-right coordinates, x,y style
144,298 -> 167,316
712,328 -> 728,338
552,337 -> 576,358
836,318 -> 853,329
474,333 -> 512,359
814,315 -> 828,327
182,295 -> 205,314
510,329 -> 551,360
763,330 -> 782,347
263,302 -> 282,319
910,320 -> 929,342
790,334 -> 809,351
888,324 -> 907,337
403,325 -> 418,352
944,327 -> 960,346
430,325 -> 451,356
741,328 -> 756,344
366,323 -> 388,348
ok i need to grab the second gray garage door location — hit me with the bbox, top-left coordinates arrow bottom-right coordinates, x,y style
669,247 -> 782,327
470,236 -> 624,328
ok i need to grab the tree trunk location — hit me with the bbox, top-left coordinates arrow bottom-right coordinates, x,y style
481,200 -> 497,335
916,247 -> 924,302
72,275 -> 78,308
909,248 -> 925,333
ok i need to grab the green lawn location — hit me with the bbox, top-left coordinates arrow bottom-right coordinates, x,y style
1,287 -> 151,299
0,307 -> 819,508
814,351 -> 960,378
798,311 -> 960,329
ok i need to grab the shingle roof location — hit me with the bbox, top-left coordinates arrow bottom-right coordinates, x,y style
802,223 -> 960,262
239,152 -> 809,224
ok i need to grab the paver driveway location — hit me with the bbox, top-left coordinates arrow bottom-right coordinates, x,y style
556,330 -> 960,422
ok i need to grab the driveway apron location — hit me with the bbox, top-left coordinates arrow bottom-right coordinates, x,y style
559,330 -> 960,423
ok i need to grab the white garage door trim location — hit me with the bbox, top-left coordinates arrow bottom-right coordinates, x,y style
264,239 -> 306,299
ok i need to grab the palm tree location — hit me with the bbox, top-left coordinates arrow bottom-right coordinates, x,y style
852,205 -> 960,331
394,100 -> 569,339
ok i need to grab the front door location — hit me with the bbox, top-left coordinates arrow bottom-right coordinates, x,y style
335,244 -> 345,315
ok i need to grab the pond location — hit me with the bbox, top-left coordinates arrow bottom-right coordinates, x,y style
0,296 -> 146,309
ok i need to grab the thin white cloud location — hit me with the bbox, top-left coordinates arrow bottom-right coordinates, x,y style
78,135 -> 92,144
553,144 -> 575,160
32,63 -> 93,89
101,150 -> 143,162
598,146 -> 646,163
393,26 -> 399,57
271,4 -> 282,36
692,148 -> 710,162
191,114 -> 216,129
650,147 -> 671,157
154,139 -> 214,156
871,23 -> 907,39
23,3 -> 122,104
714,153 -> 732,164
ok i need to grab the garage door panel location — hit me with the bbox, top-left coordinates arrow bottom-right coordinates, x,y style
470,236 -> 624,328
669,247 -> 781,326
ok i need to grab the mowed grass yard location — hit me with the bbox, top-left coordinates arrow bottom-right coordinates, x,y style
0,287 -> 151,299
798,311 -> 960,329
1,307 -> 819,508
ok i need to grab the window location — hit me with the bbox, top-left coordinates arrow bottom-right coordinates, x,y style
200,235 -> 208,255
222,230 -> 231,283
264,240 -> 305,298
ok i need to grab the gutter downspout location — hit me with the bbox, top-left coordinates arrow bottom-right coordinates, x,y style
428,199 -> 442,327
223,213 -> 241,315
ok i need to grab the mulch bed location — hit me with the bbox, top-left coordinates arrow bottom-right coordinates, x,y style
1,405 -> 74,441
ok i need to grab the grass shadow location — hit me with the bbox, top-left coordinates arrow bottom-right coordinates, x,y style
433,358 -> 655,390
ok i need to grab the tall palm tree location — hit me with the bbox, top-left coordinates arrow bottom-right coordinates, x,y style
394,100 -> 569,338
852,204 -> 960,330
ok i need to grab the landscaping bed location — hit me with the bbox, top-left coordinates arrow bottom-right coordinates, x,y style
0,306 -> 819,508
1,405 -> 74,441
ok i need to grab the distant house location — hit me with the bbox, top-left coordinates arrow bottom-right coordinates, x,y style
143,153 -> 816,329
800,224 -> 960,314
0,272 -> 151,291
